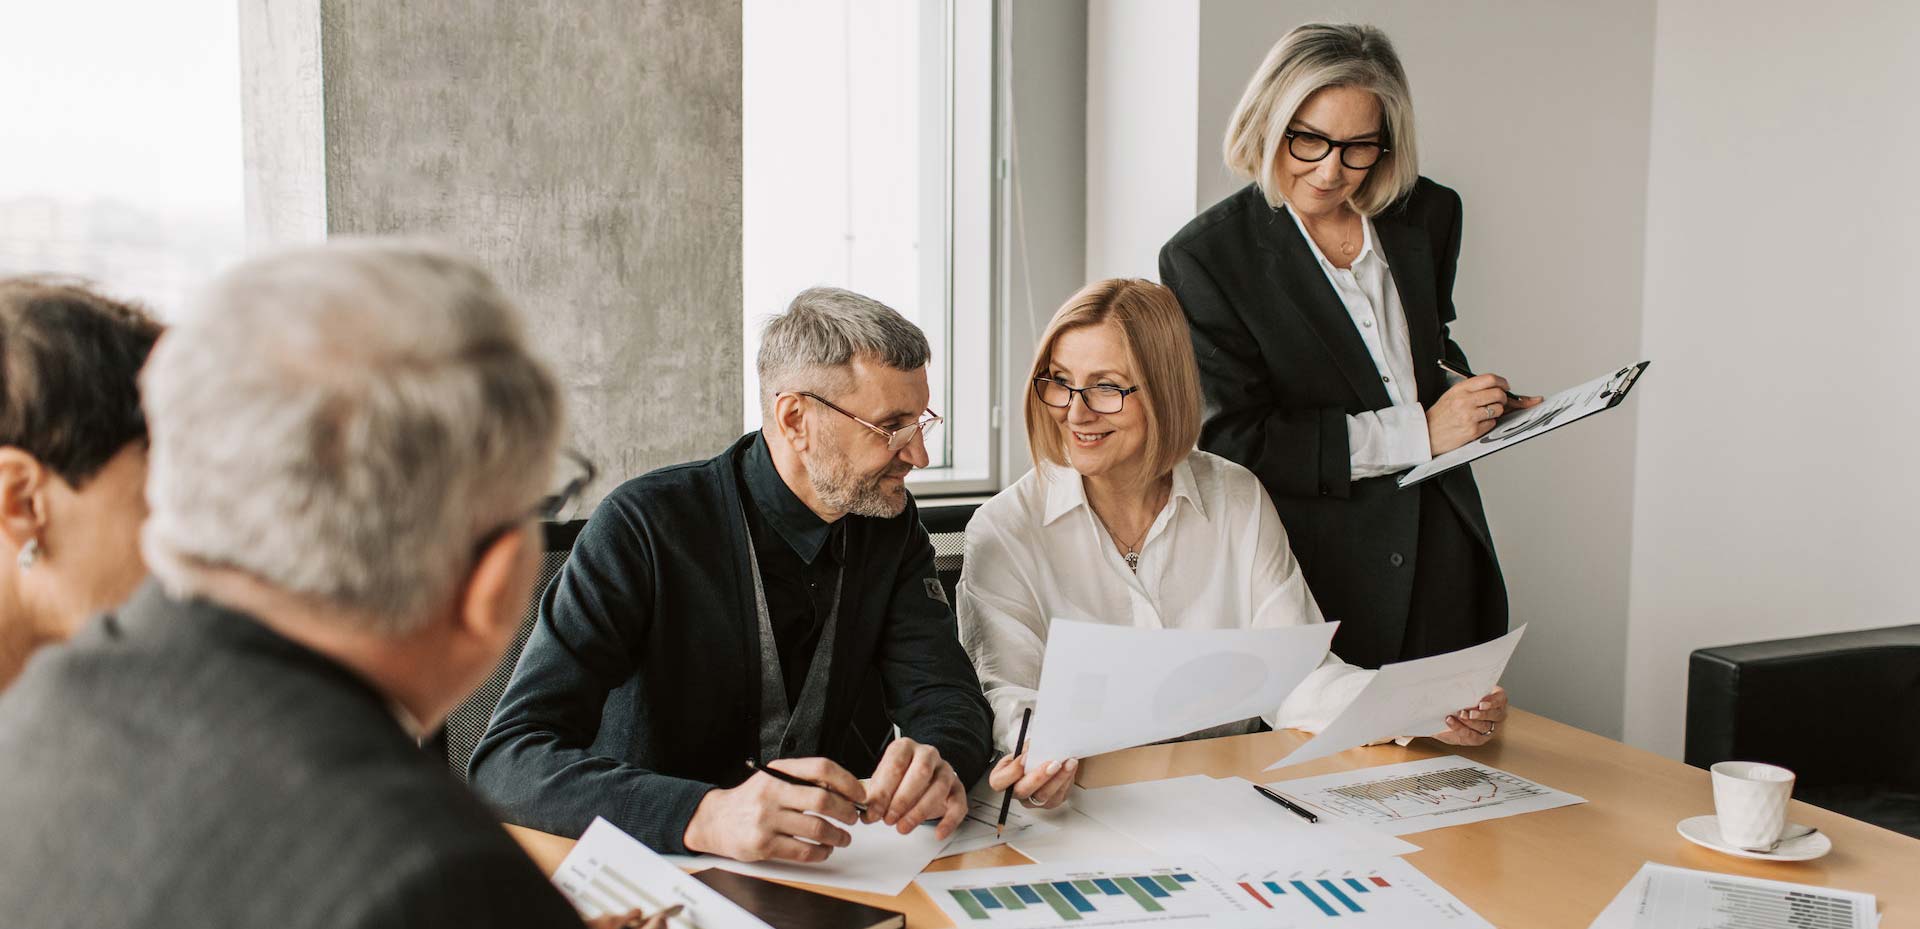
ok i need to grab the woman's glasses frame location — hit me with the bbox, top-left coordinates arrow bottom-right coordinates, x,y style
1282,128 -> 1389,170
1032,376 -> 1142,415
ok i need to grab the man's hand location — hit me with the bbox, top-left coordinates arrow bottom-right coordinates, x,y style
861,737 -> 968,839
987,750 -> 1076,809
681,758 -> 865,863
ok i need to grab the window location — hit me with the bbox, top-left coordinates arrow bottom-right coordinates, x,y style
0,1 -> 244,317
742,0 -> 997,492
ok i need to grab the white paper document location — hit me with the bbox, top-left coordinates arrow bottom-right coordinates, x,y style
1400,362 -> 1648,487
1218,857 -> 1494,927
1025,619 -> 1338,765
663,817 -> 948,897
1006,806 -> 1151,863
1588,862 -> 1877,929
918,859 -> 1272,927
1266,625 -> 1525,771
941,783 -> 1062,856
1263,756 -> 1585,835
1071,774 -> 1419,864
555,817 -> 771,929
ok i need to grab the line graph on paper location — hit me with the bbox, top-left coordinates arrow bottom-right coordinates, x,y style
1267,757 -> 1586,835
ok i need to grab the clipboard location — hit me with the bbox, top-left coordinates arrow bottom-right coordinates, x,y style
1398,360 -> 1650,488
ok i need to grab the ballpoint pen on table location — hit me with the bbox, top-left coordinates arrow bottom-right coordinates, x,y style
1252,783 -> 1319,823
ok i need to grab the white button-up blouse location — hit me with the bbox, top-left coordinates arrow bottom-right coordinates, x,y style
956,449 -> 1374,753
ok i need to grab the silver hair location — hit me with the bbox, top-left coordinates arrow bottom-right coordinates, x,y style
756,286 -> 931,418
139,239 -> 564,634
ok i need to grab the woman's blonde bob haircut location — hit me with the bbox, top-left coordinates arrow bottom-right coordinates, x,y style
1025,279 -> 1201,487
1223,22 -> 1419,217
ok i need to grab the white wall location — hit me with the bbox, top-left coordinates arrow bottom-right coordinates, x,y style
1084,0 -> 1199,282
1183,1 -> 1658,738
1624,0 -> 1920,758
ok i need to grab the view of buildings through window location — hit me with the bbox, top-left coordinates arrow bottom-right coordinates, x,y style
0,2 -> 245,319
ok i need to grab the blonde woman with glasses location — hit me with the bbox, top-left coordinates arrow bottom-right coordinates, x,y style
1161,23 -> 1542,674
957,280 -> 1505,809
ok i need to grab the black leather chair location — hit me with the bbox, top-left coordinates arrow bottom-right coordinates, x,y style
431,519 -> 585,779
1686,625 -> 1920,838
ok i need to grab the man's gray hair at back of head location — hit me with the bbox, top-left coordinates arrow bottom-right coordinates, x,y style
139,239 -> 564,635
757,286 -> 931,418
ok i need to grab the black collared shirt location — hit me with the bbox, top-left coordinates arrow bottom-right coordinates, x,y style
737,434 -> 844,706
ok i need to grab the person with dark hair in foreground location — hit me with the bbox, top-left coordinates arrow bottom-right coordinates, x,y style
0,278 -> 161,691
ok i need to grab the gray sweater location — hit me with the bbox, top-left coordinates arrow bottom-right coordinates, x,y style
0,582 -> 584,929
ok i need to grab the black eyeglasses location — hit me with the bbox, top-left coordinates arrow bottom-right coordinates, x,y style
474,448 -> 597,555
1283,129 -> 1389,170
791,391 -> 942,452
1033,377 -> 1141,415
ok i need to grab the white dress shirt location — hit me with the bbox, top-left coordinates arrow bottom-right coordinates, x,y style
1280,203 -> 1432,479
956,450 -> 1375,753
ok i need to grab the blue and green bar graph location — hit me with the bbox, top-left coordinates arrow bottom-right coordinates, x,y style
1236,875 -> 1391,916
947,872 -> 1198,921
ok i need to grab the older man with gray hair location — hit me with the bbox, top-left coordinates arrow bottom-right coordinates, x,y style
471,286 -> 992,863
0,241 -> 661,929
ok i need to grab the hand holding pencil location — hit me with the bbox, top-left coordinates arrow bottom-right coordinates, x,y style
987,708 -> 1078,813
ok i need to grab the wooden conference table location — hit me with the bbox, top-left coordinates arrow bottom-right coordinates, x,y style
508,710 -> 1918,928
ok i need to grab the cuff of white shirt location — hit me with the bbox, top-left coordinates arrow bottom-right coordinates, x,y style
1346,403 -> 1434,480
1379,403 -> 1433,469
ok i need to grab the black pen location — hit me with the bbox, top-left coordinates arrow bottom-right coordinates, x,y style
1252,783 -> 1319,823
745,758 -> 868,817
996,707 -> 1034,838
1436,358 -> 1521,401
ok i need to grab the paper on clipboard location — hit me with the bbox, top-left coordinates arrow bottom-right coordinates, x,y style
1399,361 -> 1650,488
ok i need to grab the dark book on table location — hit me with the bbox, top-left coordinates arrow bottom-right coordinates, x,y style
691,868 -> 905,929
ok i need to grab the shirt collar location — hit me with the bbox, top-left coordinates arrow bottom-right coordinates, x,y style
1038,455 -> 1207,525
1280,201 -> 1388,271
742,432 -> 837,564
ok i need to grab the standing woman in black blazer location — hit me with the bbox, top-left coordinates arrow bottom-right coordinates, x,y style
1160,23 -> 1540,671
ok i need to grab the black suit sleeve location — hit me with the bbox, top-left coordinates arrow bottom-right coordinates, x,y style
362,847 -> 588,929
467,495 -> 716,854
1161,242 -> 1356,499
876,497 -> 994,787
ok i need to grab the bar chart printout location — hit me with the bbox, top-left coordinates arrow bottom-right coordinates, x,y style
1265,756 -> 1585,835
917,862 -> 1259,927
553,818 -> 770,929
1225,858 -> 1494,927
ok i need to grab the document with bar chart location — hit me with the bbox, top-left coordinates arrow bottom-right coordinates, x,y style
1222,858 -> 1492,927
1263,756 -> 1584,835
917,861 -> 1263,927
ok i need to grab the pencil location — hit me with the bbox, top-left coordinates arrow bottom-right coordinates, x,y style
995,707 -> 1033,838
745,758 -> 868,817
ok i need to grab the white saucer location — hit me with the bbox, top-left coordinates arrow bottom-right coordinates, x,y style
1677,814 -> 1832,861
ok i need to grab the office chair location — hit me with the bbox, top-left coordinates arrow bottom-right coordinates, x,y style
433,519 -> 585,779
1686,624 -> 1920,838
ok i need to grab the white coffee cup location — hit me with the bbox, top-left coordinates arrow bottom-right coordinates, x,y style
1710,760 -> 1795,848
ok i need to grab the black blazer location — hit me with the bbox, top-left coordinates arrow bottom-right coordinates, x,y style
1159,178 -> 1506,668
469,432 -> 994,853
